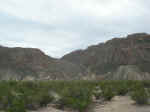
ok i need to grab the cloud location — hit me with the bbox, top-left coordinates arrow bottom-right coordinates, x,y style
0,0 -> 150,58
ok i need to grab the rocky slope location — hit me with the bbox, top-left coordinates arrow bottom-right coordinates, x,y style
105,65 -> 150,80
62,33 -> 150,80
0,33 -> 150,80
0,46 -> 87,80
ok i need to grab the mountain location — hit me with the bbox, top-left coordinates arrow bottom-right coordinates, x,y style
0,46 -> 87,80
0,33 -> 150,80
62,33 -> 150,80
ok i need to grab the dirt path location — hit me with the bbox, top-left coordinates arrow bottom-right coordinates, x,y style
30,96 -> 150,112
29,106 -> 77,112
92,96 -> 150,112
30,107 -> 67,112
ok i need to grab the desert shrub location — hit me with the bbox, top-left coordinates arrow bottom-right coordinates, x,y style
114,81 -> 129,96
6,96 -> 26,112
3,91 -> 26,112
93,86 -> 103,100
1,80 -> 150,112
131,82 -> 149,104
142,80 -> 150,88
100,82 -> 115,101
17,82 -> 54,110
30,91 -> 53,108
59,84 -> 92,112
102,86 -> 115,101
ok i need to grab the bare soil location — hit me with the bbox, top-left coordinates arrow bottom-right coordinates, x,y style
30,96 -> 150,112
91,96 -> 150,112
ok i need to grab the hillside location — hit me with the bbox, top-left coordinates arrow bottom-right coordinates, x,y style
62,33 -> 150,80
0,33 -> 150,80
0,46 -> 86,80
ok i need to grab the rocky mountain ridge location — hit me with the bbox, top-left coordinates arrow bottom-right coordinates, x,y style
0,46 -> 87,80
0,33 -> 150,80
62,33 -> 150,80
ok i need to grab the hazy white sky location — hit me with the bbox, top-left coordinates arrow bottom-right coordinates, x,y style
0,0 -> 150,58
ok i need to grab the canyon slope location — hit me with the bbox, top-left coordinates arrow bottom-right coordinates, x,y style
0,33 -> 150,80
0,46 -> 87,80
62,33 -> 150,80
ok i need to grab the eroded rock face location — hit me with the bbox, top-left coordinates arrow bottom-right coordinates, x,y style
105,65 -> 150,80
62,33 -> 150,80
0,46 -> 86,80
0,33 -> 150,80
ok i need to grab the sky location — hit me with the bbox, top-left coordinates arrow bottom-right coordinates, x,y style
0,0 -> 150,58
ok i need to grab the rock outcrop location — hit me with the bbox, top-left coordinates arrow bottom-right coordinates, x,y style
105,65 -> 150,80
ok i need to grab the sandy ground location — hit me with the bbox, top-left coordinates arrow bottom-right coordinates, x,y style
30,96 -> 150,112
29,106 -> 76,112
30,107 -> 66,112
92,96 -> 150,112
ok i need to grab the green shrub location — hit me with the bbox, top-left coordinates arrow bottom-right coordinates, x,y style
32,91 -> 53,107
115,82 -> 129,96
59,85 -> 92,112
131,82 -> 149,104
142,80 -> 150,88
101,85 -> 115,101
0,80 -> 150,112
6,92 -> 26,112
6,98 -> 26,112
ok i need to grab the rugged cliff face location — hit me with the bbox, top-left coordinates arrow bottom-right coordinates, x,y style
0,46 -> 86,80
62,33 -> 150,80
0,33 -> 150,80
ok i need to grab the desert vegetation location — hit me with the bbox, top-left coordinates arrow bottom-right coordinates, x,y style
0,80 -> 150,112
